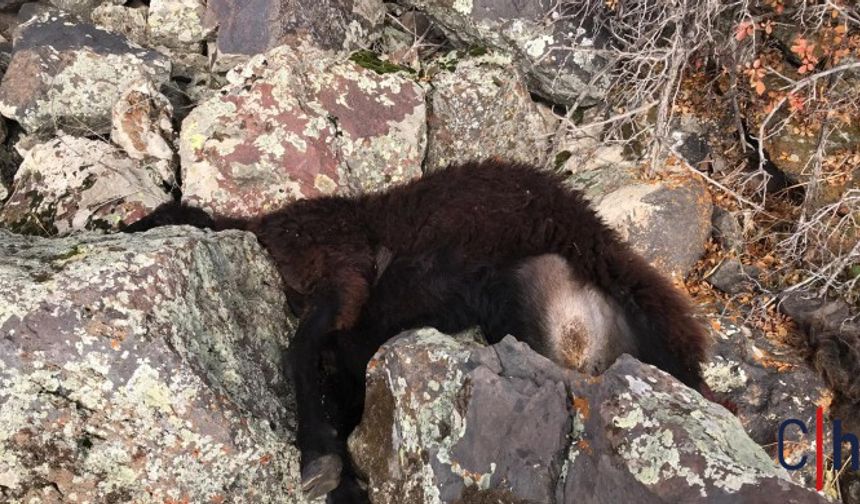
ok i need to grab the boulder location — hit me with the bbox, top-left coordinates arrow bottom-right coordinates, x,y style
0,135 -> 172,235
425,51 -> 554,171
398,0 -> 608,105
779,291 -> 860,425
596,179 -> 713,278
0,227 -> 307,503
0,8 -> 171,136
350,329 -> 826,503
203,0 -> 385,72
705,259 -> 760,295
703,319 -> 831,489
555,110 -> 640,199
179,45 -> 426,219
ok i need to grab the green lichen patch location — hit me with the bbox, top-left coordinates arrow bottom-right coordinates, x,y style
349,50 -> 415,75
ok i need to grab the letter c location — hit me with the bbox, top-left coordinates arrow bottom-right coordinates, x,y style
778,419 -> 808,470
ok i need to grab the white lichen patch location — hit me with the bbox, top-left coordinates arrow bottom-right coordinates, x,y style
702,358 -> 748,394
452,0 -> 473,15
524,34 -> 554,58
607,360 -> 789,498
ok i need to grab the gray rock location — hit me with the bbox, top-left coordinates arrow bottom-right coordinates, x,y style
203,0 -> 385,72
0,135 -> 172,235
350,329 -> 826,503
425,51 -> 554,171
712,208 -> 744,253
563,147 -> 639,200
780,291 -> 855,335
670,116 -> 712,169
0,9 -> 171,136
779,291 -> 860,421
0,1 -> 27,12
0,227 -> 309,503
179,45 -> 426,219
596,180 -> 713,278
706,259 -> 759,295
399,0 -> 608,105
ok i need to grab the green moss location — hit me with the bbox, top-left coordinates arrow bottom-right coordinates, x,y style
30,270 -> 53,283
50,245 -> 83,262
80,173 -> 97,191
349,50 -> 414,75
467,45 -> 488,57
554,150 -> 572,170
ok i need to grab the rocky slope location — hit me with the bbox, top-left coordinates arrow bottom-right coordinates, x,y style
0,1 -> 843,503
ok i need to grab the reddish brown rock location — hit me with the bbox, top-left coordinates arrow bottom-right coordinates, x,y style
110,78 -> 176,179
179,45 -> 426,219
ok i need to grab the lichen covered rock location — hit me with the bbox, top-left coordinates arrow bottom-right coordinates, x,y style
0,227 -> 307,503
0,8 -> 171,136
48,0 -> 123,18
148,0 -> 212,51
90,2 -> 149,47
350,329 -> 825,503
179,45 -> 426,218
425,51 -> 553,171
0,135 -> 172,235
203,0 -> 385,71
703,319 -> 830,489
399,0 -> 608,105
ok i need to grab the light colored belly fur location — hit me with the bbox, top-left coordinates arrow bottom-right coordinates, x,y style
515,254 -> 636,374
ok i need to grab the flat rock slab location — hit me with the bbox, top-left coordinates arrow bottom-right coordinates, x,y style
0,8 -> 170,135
350,329 -> 826,503
0,227 -> 308,503
179,45 -> 426,218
